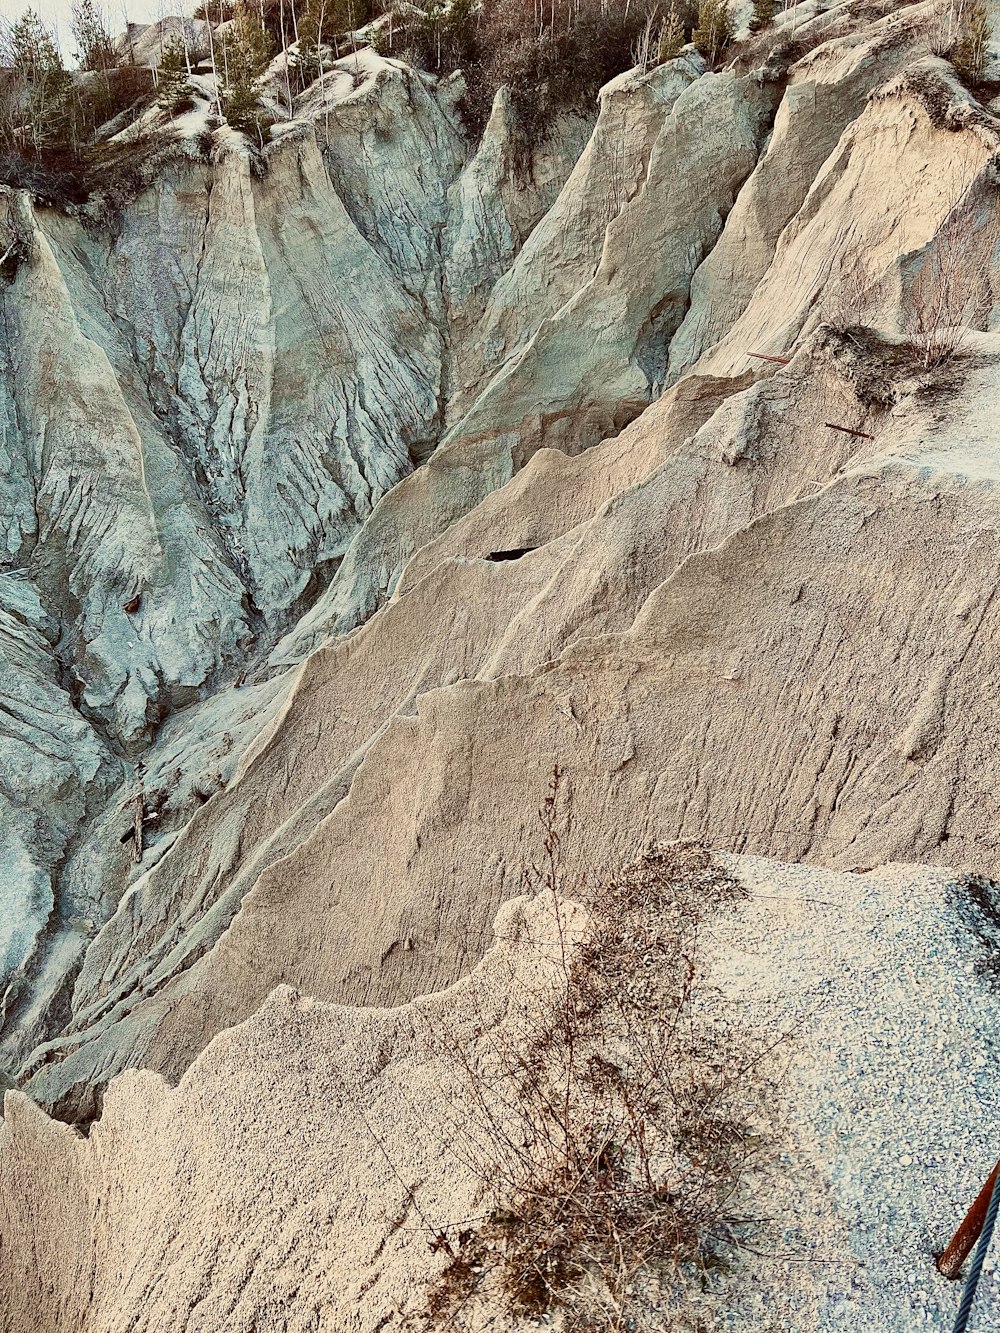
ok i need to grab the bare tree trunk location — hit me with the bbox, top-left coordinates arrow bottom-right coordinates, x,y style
206,8 -> 223,113
218,0 -> 230,86
280,0 -> 293,114
182,3 -> 192,76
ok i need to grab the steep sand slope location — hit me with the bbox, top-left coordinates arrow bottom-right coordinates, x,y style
0,51 -> 593,1053
20,303 -> 1000,1120
1,8 -> 953,1047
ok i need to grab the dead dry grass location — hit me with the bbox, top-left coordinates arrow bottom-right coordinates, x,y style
406,768 -> 781,1331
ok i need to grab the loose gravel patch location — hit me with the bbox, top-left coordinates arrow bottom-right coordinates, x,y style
698,855 -> 999,1332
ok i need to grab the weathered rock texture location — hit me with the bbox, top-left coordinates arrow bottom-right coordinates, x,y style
1,859 -> 996,1331
3,0 -> 1000,1325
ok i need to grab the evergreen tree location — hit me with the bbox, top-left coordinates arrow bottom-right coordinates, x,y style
221,1 -> 274,143
224,76 -> 266,139
420,0 -> 446,69
4,10 -> 72,154
301,0 -> 372,63
70,0 -> 117,74
692,0 -> 732,65
750,0 -> 774,29
441,0 -> 478,66
223,0 -> 274,85
329,0 -> 374,34
157,35 -> 191,113
296,0 -> 326,88
658,3 -> 685,59
8,8 -> 65,81
384,0 -> 478,72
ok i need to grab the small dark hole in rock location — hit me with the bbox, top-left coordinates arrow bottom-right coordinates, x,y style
484,547 -> 536,562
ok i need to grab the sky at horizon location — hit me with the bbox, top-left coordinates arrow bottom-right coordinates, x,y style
1,0 -> 170,54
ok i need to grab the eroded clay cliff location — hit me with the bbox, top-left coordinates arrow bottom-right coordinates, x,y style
1,0 -> 999,1327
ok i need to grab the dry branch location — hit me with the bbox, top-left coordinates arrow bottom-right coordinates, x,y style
409,770 -> 780,1331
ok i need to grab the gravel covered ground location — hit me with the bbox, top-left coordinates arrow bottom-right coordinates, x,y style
699,855 -> 999,1332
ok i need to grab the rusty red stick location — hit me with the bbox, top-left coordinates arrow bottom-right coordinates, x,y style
747,351 -> 791,364
824,422 -> 874,440
937,1158 -> 1000,1280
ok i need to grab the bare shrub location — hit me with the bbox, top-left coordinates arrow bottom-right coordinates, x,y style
632,7 -> 688,72
929,0 -> 994,84
929,0 -> 958,55
906,192 -> 1000,368
633,10 -> 660,72
372,0 -> 696,159
70,0 -> 118,74
0,198 -> 33,283
0,30 -> 154,207
0,144 -> 90,207
952,0 -> 992,83
820,158 -> 1000,366
70,65 -> 156,140
410,769 -> 779,1330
